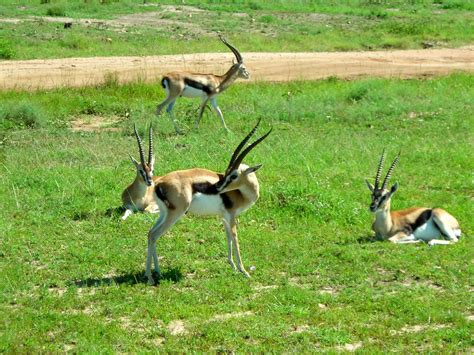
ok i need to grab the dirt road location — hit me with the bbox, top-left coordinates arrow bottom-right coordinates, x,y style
1,47 -> 473,90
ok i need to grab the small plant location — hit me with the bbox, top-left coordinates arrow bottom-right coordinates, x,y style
0,40 -> 15,59
46,5 -> 66,16
0,102 -> 46,130
40,0 -> 51,4
60,34 -> 89,50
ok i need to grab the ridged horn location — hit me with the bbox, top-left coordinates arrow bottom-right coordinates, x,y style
148,123 -> 153,165
226,119 -> 261,174
134,124 -> 146,165
381,151 -> 401,190
219,34 -> 243,63
374,149 -> 386,189
227,123 -> 272,174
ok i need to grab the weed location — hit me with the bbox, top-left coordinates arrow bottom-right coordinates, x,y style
0,102 -> 46,130
46,5 -> 66,17
0,40 -> 15,59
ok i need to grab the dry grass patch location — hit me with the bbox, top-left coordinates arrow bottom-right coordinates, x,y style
70,115 -> 121,132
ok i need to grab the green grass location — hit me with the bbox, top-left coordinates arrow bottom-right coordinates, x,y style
1,74 -> 473,351
0,0 -> 472,59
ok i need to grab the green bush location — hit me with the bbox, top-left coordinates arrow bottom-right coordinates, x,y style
0,40 -> 15,59
46,5 -> 66,16
0,102 -> 46,130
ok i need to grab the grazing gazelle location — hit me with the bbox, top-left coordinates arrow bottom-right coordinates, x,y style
121,124 -> 160,221
145,120 -> 271,285
366,150 -> 461,246
156,35 -> 250,133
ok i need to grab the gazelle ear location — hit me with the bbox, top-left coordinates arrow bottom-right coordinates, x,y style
129,154 -> 139,166
365,179 -> 375,192
243,164 -> 263,175
390,182 -> 399,195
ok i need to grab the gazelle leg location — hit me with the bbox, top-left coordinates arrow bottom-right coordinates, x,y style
428,239 -> 454,246
195,97 -> 209,129
156,97 -> 173,115
210,98 -> 229,131
166,100 -> 182,134
389,232 -> 420,244
121,208 -> 133,221
229,217 -> 250,278
222,218 -> 237,271
145,208 -> 184,285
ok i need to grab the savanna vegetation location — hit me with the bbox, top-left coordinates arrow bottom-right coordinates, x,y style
1,74 -> 473,352
0,0 -> 473,59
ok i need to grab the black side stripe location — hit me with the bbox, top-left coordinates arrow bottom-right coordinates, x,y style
192,182 -> 219,195
184,78 -> 213,94
155,185 -> 175,209
407,209 -> 432,234
221,193 -> 233,209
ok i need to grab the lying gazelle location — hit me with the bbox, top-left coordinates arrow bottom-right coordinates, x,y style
121,124 -> 160,221
145,120 -> 271,285
156,35 -> 250,133
366,150 -> 461,245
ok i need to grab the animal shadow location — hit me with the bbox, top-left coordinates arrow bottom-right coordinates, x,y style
73,268 -> 183,287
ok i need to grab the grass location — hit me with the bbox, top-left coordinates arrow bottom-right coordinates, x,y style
1,74 -> 473,351
0,0 -> 472,59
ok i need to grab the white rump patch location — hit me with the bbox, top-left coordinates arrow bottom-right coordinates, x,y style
188,193 -> 224,216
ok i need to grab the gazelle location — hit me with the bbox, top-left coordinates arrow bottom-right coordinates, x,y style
145,120 -> 272,285
366,150 -> 461,246
156,35 -> 250,133
121,124 -> 160,221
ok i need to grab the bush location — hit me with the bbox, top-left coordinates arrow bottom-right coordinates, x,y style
60,34 -> 89,50
46,5 -> 66,16
0,40 -> 15,59
0,102 -> 46,130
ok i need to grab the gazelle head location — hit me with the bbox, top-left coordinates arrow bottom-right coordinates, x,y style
216,119 -> 272,193
129,124 -> 155,187
219,35 -> 250,80
365,150 -> 400,212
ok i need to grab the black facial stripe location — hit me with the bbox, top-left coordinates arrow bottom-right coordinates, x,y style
184,78 -> 213,94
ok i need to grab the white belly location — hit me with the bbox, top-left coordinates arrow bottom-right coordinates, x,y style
188,193 -> 224,216
182,85 -> 207,98
413,219 -> 441,241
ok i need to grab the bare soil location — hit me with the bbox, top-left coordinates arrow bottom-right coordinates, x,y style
0,47 -> 472,90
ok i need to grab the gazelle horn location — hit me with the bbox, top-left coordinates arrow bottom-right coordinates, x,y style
219,35 -> 243,63
227,124 -> 272,174
374,149 -> 386,189
226,119 -> 261,174
381,151 -> 401,190
134,124 -> 146,165
148,123 -> 153,165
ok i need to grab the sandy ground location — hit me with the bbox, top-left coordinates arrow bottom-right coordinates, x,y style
0,47 -> 473,90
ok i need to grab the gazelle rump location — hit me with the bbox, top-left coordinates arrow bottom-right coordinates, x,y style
366,150 -> 461,245
145,120 -> 272,285
156,35 -> 250,133
121,124 -> 160,221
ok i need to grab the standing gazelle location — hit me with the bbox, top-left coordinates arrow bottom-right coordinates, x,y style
145,120 -> 271,285
121,124 -> 160,221
366,150 -> 461,245
156,35 -> 250,133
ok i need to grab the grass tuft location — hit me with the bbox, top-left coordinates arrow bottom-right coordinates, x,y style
0,102 -> 46,130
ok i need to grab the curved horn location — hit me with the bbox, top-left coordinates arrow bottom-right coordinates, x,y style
148,123 -> 153,165
229,127 -> 273,173
381,151 -> 400,190
219,35 -> 243,63
134,124 -> 146,165
226,119 -> 261,173
374,149 -> 386,189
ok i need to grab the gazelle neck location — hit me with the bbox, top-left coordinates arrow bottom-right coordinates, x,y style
217,64 -> 241,93
373,200 -> 393,238
131,176 -> 152,194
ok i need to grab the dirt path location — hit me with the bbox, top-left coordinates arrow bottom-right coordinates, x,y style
1,47 -> 473,90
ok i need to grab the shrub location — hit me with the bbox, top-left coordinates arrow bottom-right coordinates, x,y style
0,102 -> 46,130
0,40 -> 15,59
46,5 -> 66,16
